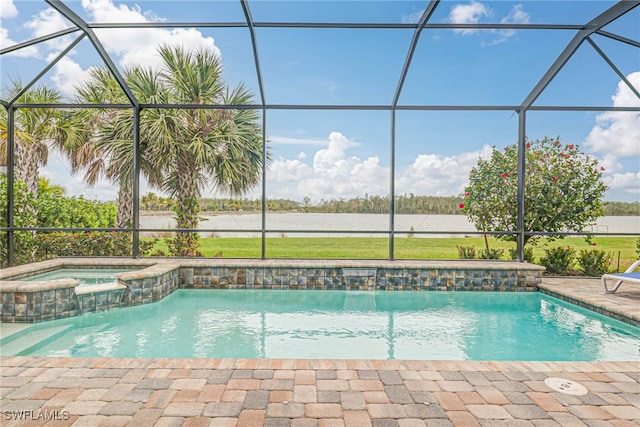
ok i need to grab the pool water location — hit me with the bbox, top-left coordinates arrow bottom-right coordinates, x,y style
3,290 -> 639,360
20,268 -> 133,286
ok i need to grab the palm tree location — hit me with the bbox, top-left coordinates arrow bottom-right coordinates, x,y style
0,82 -> 81,198
74,67 -> 165,228
0,82 -> 85,262
38,177 -> 66,197
75,44 -> 267,255
151,45 -> 265,256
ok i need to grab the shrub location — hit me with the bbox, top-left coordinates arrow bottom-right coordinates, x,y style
509,247 -> 535,263
539,246 -> 576,275
577,249 -> 613,276
0,178 -> 37,267
460,137 -> 607,247
457,245 -> 476,259
34,232 -> 157,259
479,248 -> 504,260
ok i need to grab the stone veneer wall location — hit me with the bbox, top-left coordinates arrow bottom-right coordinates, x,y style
179,266 -> 541,291
0,284 -> 81,323
120,268 -> 180,307
76,288 -> 126,315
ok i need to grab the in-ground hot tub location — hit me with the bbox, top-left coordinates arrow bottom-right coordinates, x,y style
19,268 -> 137,286
0,258 -> 180,322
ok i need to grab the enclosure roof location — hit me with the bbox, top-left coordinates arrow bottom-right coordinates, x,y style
1,0 -> 639,110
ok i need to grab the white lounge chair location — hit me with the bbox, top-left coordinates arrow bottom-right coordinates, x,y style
602,260 -> 640,294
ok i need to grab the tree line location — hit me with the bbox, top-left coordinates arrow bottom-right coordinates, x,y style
140,192 -> 640,216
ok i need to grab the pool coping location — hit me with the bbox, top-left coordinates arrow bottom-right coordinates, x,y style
538,276 -> 640,327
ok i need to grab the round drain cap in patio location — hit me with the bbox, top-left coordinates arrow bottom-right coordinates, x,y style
544,377 -> 588,395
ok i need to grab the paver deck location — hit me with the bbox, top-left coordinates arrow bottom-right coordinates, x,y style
1,276 -> 639,426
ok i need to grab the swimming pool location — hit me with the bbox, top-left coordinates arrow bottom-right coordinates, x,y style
19,268 -> 135,286
3,290 -> 638,360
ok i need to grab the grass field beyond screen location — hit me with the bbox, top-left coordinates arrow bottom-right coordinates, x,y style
145,236 -> 638,270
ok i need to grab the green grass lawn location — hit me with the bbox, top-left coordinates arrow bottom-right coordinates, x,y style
144,236 -> 639,271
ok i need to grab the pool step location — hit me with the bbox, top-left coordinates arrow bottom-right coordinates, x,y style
0,325 -> 73,356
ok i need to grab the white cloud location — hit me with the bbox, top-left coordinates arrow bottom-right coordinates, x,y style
598,154 -> 623,174
264,132 -> 494,202
487,4 -> 530,45
49,55 -> 93,98
448,2 -> 529,44
401,9 -> 424,24
1,0 -> 18,19
583,72 -> 640,198
269,136 -> 329,146
448,2 -> 490,35
41,153 -> 117,200
265,132 -> 386,201
604,172 -> 640,194
0,26 -> 39,58
268,158 -> 312,184
24,6 -> 74,51
19,0 -> 221,98
503,4 -> 529,25
0,0 -> 39,58
83,0 -> 219,70
313,131 -> 361,170
584,72 -> 640,159
396,145 -> 493,196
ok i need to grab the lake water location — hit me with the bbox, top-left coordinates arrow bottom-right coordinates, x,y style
140,213 -> 640,238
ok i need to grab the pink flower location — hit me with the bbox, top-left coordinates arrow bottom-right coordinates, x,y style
553,140 -> 560,146
464,192 -> 470,197
600,166 -> 605,171
526,142 -> 531,149
552,177 -> 558,182
458,203 -> 465,209
567,144 -> 574,149
502,173 -> 509,178
593,170 -> 598,174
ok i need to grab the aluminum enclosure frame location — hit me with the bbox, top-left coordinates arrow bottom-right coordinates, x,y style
1,0 -> 639,266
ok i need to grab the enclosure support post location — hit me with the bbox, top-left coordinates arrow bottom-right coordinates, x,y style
6,107 -> 15,267
389,109 -> 396,260
132,107 -> 140,258
516,111 -> 527,262
240,0 -> 267,260
261,108 -> 267,260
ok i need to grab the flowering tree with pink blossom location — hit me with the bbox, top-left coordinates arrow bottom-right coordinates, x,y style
460,136 -> 607,249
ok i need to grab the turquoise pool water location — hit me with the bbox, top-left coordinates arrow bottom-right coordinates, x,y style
3,290 -> 639,360
19,268 -> 133,286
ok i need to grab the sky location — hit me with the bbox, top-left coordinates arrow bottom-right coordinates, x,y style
1,0 -> 639,203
